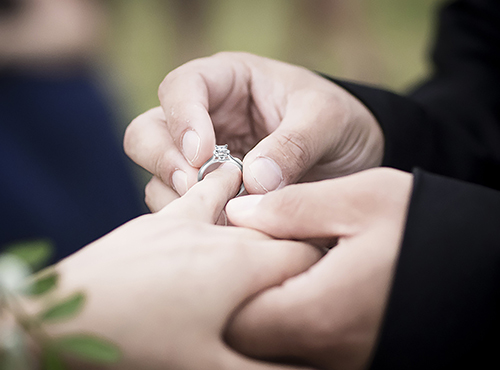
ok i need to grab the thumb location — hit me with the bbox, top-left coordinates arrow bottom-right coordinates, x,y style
226,180 -> 359,240
242,93 -> 340,194
218,347 -> 317,370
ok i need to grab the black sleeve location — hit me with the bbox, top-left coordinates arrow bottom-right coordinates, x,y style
369,169 -> 500,369
319,1 -> 500,367
0,0 -> 21,13
322,0 -> 500,190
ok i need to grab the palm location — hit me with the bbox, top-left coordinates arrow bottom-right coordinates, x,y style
207,61 -> 325,184
209,77 -> 346,183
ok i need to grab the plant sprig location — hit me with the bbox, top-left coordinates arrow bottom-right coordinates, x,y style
0,240 -> 121,370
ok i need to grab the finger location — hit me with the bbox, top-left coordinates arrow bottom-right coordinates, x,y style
124,106 -> 199,195
160,162 -> 242,223
242,87 -> 347,193
225,231 -> 397,370
221,238 -> 322,310
224,250 -> 331,365
218,344 -> 317,370
226,180 -> 359,240
228,168 -> 413,240
144,176 -> 179,212
158,54 -> 249,167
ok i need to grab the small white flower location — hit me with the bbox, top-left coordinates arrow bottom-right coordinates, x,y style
0,255 -> 31,294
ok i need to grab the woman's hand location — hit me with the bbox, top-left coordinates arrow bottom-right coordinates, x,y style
124,52 -> 384,201
37,164 -> 321,370
225,168 -> 413,370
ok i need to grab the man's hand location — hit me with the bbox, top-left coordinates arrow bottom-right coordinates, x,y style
124,52 -> 384,203
37,164 -> 321,370
225,168 -> 413,370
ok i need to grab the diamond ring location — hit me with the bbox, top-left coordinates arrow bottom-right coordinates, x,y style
198,144 -> 245,196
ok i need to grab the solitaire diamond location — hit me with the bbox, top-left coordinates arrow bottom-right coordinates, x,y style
213,144 -> 230,161
198,144 -> 245,195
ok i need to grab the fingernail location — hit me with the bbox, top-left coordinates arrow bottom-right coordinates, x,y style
227,195 -> 264,215
172,170 -> 188,195
182,130 -> 200,164
248,157 -> 283,192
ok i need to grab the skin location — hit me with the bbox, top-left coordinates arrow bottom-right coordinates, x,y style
25,165 -> 322,370
224,168 -> 413,370
124,52 -> 384,196
123,53 -> 412,369
141,162 -> 413,370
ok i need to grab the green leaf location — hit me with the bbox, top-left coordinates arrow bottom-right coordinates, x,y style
39,293 -> 85,323
5,239 -> 54,271
41,349 -> 67,370
27,271 -> 58,296
53,334 -> 121,364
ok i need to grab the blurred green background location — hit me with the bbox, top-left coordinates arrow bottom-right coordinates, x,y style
0,0 -> 448,254
102,0 -> 447,125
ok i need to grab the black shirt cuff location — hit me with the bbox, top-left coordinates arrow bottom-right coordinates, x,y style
370,168 -> 500,369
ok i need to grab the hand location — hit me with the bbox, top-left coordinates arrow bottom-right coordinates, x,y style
224,168 -> 413,370
34,164 -> 321,370
124,52 -> 384,203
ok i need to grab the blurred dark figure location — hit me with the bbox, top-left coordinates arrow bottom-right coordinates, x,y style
0,0 -> 144,261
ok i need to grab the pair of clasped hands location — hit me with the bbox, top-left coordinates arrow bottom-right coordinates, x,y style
51,53 -> 413,370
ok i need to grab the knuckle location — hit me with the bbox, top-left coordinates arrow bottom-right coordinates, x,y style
159,68 -> 180,94
152,153 -> 171,185
212,50 -> 231,59
176,218 -> 199,232
161,66 -> 182,86
323,90 -> 347,111
274,130 -> 313,171
211,50 -> 238,60
158,66 -> 188,100
160,56 -> 208,90
158,77 -> 168,100
123,107 -> 162,158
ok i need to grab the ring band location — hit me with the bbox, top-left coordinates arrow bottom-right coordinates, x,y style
198,144 -> 245,196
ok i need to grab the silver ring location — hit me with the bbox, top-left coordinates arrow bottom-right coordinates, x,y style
198,144 -> 245,196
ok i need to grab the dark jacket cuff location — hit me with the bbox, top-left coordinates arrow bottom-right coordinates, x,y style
369,168 -> 500,369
